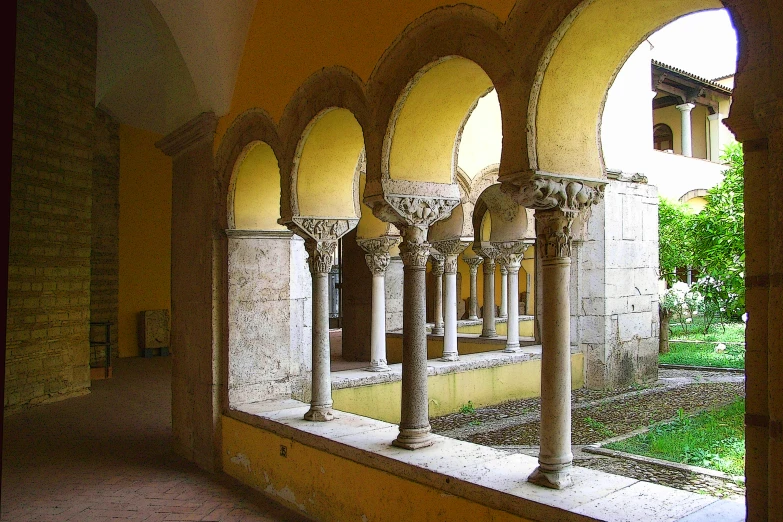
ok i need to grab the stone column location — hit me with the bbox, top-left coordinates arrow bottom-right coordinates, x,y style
430,253 -> 445,335
289,217 -> 358,421
676,102 -> 695,157
707,112 -> 722,162
463,256 -> 483,320
499,266 -> 508,318
509,175 -> 604,490
478,248 -> 498,338
358,236 -> 400,372
494,243 -> 528,353
433,240 -> 470,362
365,195 -> 459,450
303,238 -> 337,421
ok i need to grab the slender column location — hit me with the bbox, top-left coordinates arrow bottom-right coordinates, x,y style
512,174 -> 604,490
430,254 -> 445,335
494,243 -> 527,353
358,237 -> 400,372
479,249 -> 497,338
303,238 -> 337,421
394,225 -> 434,449
528,209 -> 576,489
676,102 -> 695,157
707,112 -> 722,162
463,256 -> 483,320
433,240 -> 469,362
499,266 -> 508,318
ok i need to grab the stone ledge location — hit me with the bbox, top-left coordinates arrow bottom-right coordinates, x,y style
330,348 -> 537,390
225,401 -> 740,522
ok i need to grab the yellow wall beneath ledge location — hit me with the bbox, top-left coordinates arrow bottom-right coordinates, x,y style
457,319 -> 534,337
222,416 -> 532,522
332,353 -> 584,424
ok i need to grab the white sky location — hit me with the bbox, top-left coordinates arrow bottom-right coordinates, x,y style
647,9 -> 737,80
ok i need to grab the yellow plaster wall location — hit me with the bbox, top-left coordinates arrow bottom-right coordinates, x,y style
356,173 -> 389,238
332,353 -> 585,423
222,416 -> 532,522
457,319 -> 535,337
233,142 -> 285,230
535,0 -> 721,177
389,58 -> 493,183
684,196 -> 708,213
296,109 -> 363,218
214,0 -> 517,150
118,125 -> 172,357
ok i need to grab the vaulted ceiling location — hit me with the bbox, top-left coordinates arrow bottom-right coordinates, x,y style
86,0 -> 256,135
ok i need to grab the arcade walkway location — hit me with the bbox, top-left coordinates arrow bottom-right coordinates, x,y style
1,357 -> 309,522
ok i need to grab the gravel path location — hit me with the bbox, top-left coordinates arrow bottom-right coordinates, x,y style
430,368 -> 746,500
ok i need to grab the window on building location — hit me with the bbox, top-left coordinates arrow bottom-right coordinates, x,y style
653,123 -> 674,151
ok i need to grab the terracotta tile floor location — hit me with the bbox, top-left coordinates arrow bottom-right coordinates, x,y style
1,357 -> 310,522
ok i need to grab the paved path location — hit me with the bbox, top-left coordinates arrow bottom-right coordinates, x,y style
1,357 -> 310,522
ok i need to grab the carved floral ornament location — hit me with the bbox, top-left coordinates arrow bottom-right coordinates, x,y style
304,238 -> 338,274
432,239 -> 469,274
291,217 -> 359,241
357,235 -> 401,255
463,256 -> 483,273
384,195 -> 460,228
491,241 -> 529,269
429,252 -> 445,276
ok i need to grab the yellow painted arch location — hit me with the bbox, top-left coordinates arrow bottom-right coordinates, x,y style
534,0 -> 723,177
388,57 -> 494,183
295,108 -> 364,218
232,142 -> 285,230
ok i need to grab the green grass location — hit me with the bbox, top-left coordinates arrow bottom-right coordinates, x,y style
662,318 -> 745,368
459,401 -> 476,414
605,399 -> 746,477
659,341 -> 745,369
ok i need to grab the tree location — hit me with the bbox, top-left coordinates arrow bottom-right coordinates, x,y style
691,142 -> 745,327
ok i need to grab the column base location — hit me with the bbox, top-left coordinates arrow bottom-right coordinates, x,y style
365,364 -> 391,373
304,406 -> 334,422
431,326 -> 445,335
468,315 -> 479,321
440,353 -> 460,362
503,344 -> 520,353
528,466 -> 573,489
481,331 -> 498,338
392,427 -> 434,450
499,313 -> 508,319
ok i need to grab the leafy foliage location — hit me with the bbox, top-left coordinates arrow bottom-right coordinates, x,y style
658,199 -> 697,286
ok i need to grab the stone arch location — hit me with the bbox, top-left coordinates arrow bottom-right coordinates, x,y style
278,67 -> 371,224
522,0 -> 747,179
364,5 -> 524,197
214,108 -> 283,232
472,184 -> 529,244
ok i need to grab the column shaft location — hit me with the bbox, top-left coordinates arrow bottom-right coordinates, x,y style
442,264 -> 458,361
369,272 -> 389,371
500,267 -> 508,318
307,270 -> 333,421
432,259 -> 444,335
481,258 -> 497,337
505,266 -> 520,352
394,226 -> 433,450
676,103 -> 695,158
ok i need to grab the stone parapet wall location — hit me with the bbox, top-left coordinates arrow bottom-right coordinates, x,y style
572,179 -> 660,389
6,0 -> 97,411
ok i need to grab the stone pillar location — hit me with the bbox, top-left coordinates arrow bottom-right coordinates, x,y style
395,224 -> 434,449
433,240 -> 470,362
464,256 -> 483,320
157,113 -> 221,472
303,238 -> 337,421
494,243 -> 528,353
676,102 -> 695,158
499,266 -> 508,318
707,112 -> 722,162
478,248 -> 498,338
430,253 -> 445,335
358,236 -> 400,372
289,217 -> 358,421
509,175 -> 604,490
528,210 -> 576,489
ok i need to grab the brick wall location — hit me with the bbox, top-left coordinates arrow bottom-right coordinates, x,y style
6,0 -> 97,411
91,109 -> 119,364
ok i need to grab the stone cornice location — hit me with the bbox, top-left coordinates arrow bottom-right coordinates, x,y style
156,112 -> 218,158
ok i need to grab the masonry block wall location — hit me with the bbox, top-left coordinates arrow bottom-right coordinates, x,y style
572,179 -> 660,389
91,109 -> 120,364
6,0 -> 97,411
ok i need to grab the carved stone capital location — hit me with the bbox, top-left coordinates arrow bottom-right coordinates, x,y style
304,238 -> 337,275
515,175 -> 604,214
432,239 -> 469,274
500,266 -> 508,276
399,225 -> 430,268
535,209 -> 575,261
463,256 -> 483,275
430,253 -> 445,276
475,245 -> 499,261
492,241 -> 529,271
364,252 -> 390,276
371,195 -> 459,230
358,236 -> 400,276
291,217 -> 358,241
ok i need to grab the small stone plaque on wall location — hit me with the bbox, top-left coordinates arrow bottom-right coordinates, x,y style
138,309 -> 170,357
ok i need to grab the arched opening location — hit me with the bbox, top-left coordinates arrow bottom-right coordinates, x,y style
653,123 -> 674,151
230,141 -> 285,231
